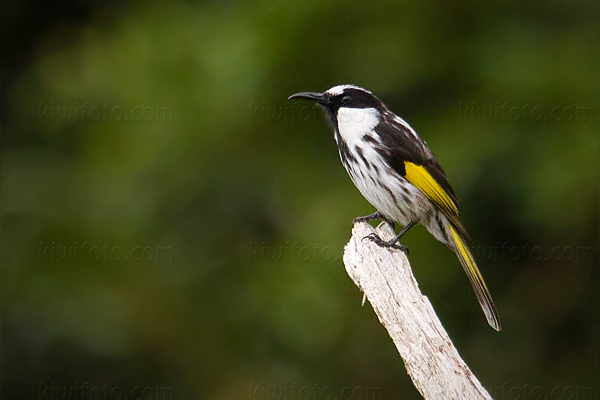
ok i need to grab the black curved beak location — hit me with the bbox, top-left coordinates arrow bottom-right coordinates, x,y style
288,91 -> 330,105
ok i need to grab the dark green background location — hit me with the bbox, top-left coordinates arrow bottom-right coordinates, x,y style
2,1 -> 599,399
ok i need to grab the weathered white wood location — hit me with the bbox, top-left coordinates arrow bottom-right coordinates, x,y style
343,222 -> 493,400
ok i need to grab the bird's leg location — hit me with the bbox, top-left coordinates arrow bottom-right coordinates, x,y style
364,220 -> 418,255
353,211 -> 395,229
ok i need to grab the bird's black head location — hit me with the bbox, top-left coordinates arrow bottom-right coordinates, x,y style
289,85 -> 386,128
288,84 -> 385,112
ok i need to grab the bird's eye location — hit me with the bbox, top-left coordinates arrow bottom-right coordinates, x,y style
342,95 -> 352,104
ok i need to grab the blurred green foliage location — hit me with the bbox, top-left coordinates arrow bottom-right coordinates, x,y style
2,1 -> 599,399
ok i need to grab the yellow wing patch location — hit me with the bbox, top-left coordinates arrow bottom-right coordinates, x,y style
404,162 -> 458,215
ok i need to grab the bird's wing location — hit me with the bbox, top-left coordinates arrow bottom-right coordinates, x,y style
375,114 -> 469,238
375,114 -> 500,330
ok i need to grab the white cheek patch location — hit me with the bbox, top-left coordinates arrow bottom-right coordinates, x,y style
336,107 -> 380,143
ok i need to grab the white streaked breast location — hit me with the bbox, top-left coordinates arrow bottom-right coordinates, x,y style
335,106 -> 429,225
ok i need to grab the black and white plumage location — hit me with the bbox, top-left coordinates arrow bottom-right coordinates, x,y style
289,84 -> 501,331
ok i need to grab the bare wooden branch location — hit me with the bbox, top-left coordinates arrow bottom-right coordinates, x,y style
343,222 -> 493,400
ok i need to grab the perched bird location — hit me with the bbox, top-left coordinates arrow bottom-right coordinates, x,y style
289,84 -> 501,331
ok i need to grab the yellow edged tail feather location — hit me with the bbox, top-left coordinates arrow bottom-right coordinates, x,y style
403,160 -> 500,330
449,225 -> 501,331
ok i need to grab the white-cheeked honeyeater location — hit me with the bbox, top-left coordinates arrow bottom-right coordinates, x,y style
289,84 -> 501,331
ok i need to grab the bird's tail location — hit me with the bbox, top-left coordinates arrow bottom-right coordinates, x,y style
448,225 -> 501,331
